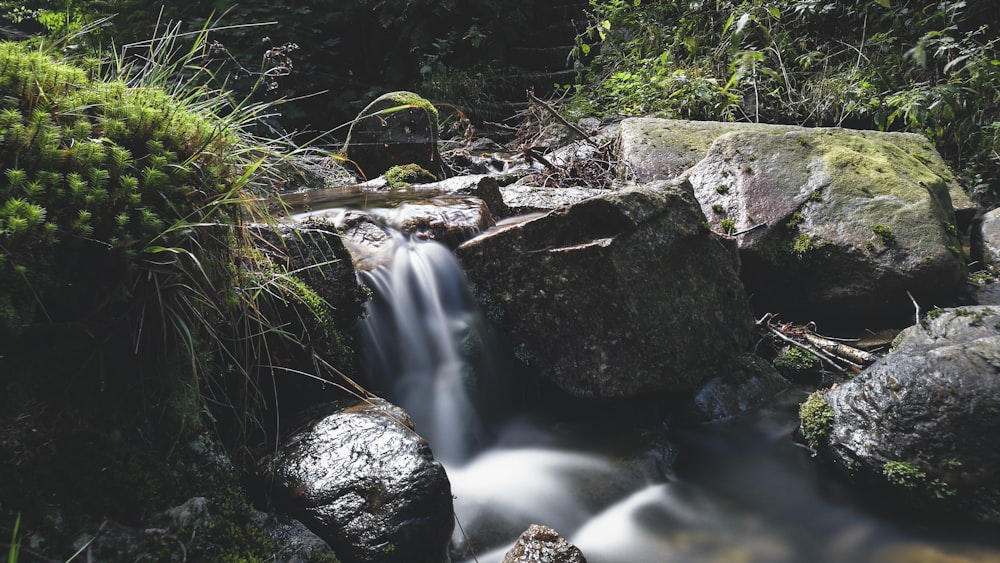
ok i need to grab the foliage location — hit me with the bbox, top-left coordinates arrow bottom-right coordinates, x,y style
575,0 -> 1000,199
5,513 -> 18,563
0,21 -> 363,559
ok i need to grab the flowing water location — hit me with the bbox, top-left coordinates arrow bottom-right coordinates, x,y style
357,234 -> 1000,563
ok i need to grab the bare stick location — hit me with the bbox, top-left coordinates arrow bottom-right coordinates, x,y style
526,90 -> 602,150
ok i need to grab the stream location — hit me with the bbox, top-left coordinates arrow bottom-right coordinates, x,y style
318,199 -> 1000,563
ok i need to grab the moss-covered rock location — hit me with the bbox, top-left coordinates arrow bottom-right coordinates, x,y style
618,118 -> 971,326
343,91 -> 445,180
799,390 -> 834,451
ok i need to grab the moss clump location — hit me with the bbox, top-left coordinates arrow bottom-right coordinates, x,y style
719,218 -> 736,235
883,460 -> 956,500
774,346 -> 821,380
384,163 -> 436,187
871,223 -> 896,246
799,390 -> 834,450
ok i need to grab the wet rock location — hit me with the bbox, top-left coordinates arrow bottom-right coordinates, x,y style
411,174 -> 510,217
260,398 -> 454,563
344,91 -> 445,180
687,354 -> 789,422
502,524 -> 587,563
384,196 -> 495,249
618,117 -> 973,326
804,306 -> 1000,526
456,180 -> 757,399
500,184 -> 607,215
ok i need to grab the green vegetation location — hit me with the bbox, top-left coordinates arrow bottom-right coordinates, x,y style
799,390 -> 834,450
0,25 -> 359,560
574,0 -> 1000,199
385,164 -> 437,187
883,460 -> 956,500
719,218 -> 736,234
871,223 -> 896,245
774,345 -> 821,379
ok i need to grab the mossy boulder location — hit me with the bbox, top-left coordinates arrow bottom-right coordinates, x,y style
618,118 -> 972,326
803,306 -> 1000,526
343,91 -> 445,180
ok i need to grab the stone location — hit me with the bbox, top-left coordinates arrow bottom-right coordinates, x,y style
502,524 -> 588,563
500,184 -> 607,215
260,398 -> 454,563
455,180 -> 757,399
618,117 -> 973,326
803,306 -> 1000,526
344,91 -> 445,180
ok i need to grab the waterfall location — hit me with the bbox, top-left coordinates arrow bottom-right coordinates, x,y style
358,236 -> 499,465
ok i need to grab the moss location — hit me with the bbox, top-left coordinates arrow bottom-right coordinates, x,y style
871,223 -> 896,246
785,211 -> 804,230
774,346 -> 821,379
883,460 -> 956,500
716,184 -> 730,194
719,218 -> 736,235
380,90 -> 439,120
799,390 -> 834,450
384,163 -> 436,187
711,203 -> 725,214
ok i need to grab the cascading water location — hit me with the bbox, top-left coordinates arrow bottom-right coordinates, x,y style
359,235 -> 498,465
354,222 -> 1000,563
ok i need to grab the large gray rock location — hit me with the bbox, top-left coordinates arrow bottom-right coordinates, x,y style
344,91 -> 445,180
455,180 -> 756,399
261,399 -> 454,563
618,118 -> 973,325
802,306 -> 1000,526
502,525 -> 587,563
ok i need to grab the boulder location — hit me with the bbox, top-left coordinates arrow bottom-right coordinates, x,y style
455,180 -> 756,399
502,524 -> 588,563
500,184 -> 607,215
801,306 -> 1000,526
618,118 -> 973,326
344,91 -> 445,180
260,398 -> 454,563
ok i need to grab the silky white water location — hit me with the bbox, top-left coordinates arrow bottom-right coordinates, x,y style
357,236 -> 1000,563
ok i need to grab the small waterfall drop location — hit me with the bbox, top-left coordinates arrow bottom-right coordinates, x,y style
359,236 -> 498,465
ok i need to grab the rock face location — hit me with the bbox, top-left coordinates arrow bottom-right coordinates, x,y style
802,306 -> 1000,525
455,180 -> 756,399
344,91 -> 445,180
261,399 -> 454,563
502,525 -> 588,563
618,118 -> 972,326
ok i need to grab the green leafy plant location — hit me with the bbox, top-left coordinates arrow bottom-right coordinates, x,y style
576,0 -> 1000,198
5,513 -> 19,563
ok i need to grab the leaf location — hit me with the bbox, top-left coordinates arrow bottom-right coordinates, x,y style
875,0 -> 890,7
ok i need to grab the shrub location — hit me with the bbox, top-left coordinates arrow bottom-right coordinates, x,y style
576,0 -> 1000,198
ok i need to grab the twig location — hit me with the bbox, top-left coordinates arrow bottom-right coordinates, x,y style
767,326 -> 848,374
526,90 -> 602,150
906,290 -> 921,329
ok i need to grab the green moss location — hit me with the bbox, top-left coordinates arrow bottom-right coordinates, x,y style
871,223 -> 896,246
883,460 -> 956,500
711,203 -> 725,214
774,346 -> 821,378
716,184 -> 730,194
384,163 -> 436,187
719,218 -> 736,235
785,211 -> 804,230
381,90 -> 439,120
799,390 -> 834,450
